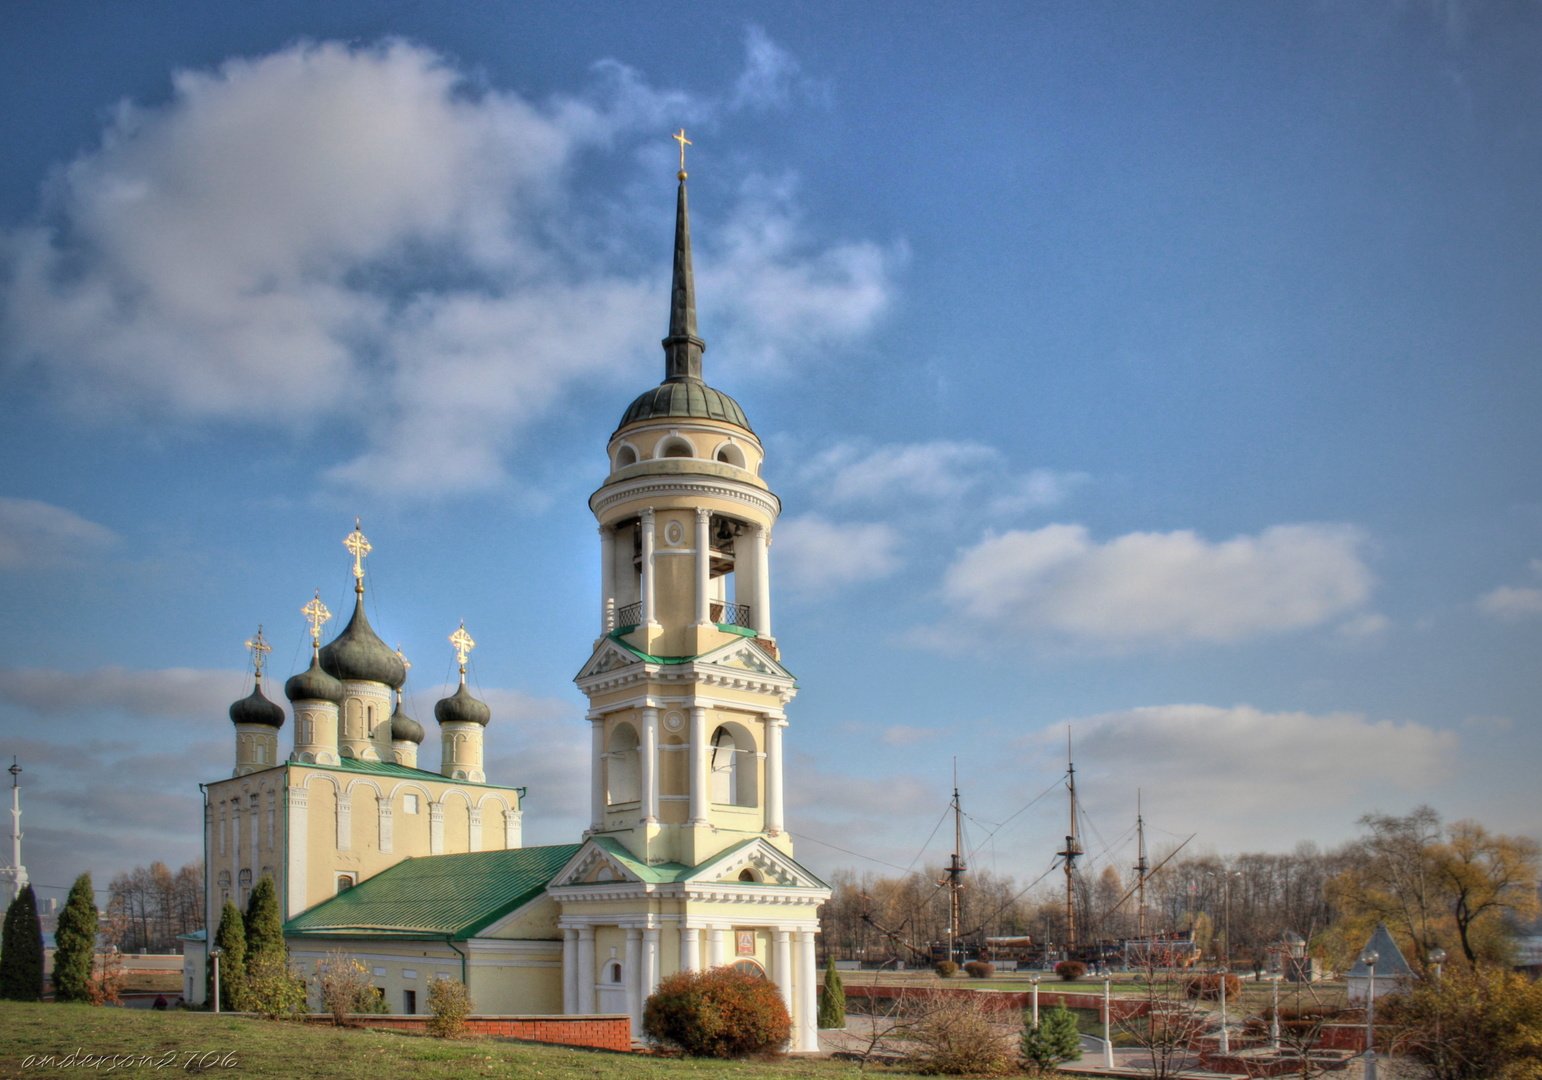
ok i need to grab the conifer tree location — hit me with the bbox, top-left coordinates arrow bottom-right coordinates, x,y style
243,875 -> 283,968
0,885 -> 45,1001
52,875 -> 98,1003
1021,1003 -> 1082,1074
818,956 -> 845,1029
211,899 -> 247,1011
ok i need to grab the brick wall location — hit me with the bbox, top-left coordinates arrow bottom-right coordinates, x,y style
306,1013 -> 633,1052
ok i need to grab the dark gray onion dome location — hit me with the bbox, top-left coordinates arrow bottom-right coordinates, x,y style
319,593 -> 406,689
435,682 -> 491,727
285,653 -> 345,704
390,702 -> 425,744
229,681 -> 286,728
615,380 -> 752,435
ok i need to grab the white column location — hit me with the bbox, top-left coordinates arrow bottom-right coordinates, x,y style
335,792 -> 351,851
468,806 -> 483,852
577,927 -> 597,1012
694,508 -> 712,626
286,787 -> 308,918
428,802 -> 444,854
377,797 -> 394,854
709,927 -> 729,968
248,796 -> 260,860
765,717 -> 785,836
773,930 -> 794,1017
590,718 -> 606,831
504,808 -> 522,849
624,928 -> 643,1037
642,927 -> 661,1001
599,525 -> 616,633
640,707 -> 659,824
753,524 -> 772,637
680,926 -> 701,972
640,510 -> 657,625
797,929 -> 819,1051
688,706 -> 709,824
562,929 -> 579,1013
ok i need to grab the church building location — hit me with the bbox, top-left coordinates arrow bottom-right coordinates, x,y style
184,147 -> 830,1050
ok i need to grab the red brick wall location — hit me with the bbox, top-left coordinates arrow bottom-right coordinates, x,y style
306,1013 -> 632,1052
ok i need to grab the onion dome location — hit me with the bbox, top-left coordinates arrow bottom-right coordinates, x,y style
229,680 -> 285,728
390,697 -> 424,744
319,591 -> 406,689
435,681 -> 490,727
613,161 -> 753,436
285,651 -> 344,704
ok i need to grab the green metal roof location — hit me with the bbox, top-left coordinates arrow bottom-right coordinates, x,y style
292,757 -> 520,793
284,844 -> 580,941
615,380 -> 753,435
587,836 -> 694,883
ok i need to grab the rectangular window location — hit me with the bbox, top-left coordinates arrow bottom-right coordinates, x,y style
403,989 -> 417,1014
401,969 -> 417,980
404,794 -> 420,814
372,967 -> 386,978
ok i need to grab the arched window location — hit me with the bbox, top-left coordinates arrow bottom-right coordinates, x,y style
709,724 -> 758,808
337,874 -> 355,893
238,868 -> 252,906
715,443 -> 747,468
731,959 -> 766,979
657,436 -> 693,459
739,868 -> 759,882
603,960 -> 623,984
606,723 -> 640,804
614,444 -> 639,469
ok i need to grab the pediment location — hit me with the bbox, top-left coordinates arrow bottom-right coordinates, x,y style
548,840 -> 644,888
696,639 -> 793,682
574,639 -> 641,682
690,838 -> 827,891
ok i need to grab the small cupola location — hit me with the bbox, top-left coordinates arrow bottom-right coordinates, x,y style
435,622 -> 489,782
231,626 -> 284,776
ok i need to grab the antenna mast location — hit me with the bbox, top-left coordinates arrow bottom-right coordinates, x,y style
1135,789 -> 1150,939
944,758 -> 967,965
1057,728 -> 1082,957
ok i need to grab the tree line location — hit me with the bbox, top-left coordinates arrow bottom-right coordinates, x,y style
818,806 -> 1539,973
107,860 -> 204,954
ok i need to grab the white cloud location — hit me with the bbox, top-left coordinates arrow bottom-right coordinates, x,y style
731,25 -> 823,110
1478,585 -> 1542,619
1336,611 -> 1391,640
881,724 -> 940,747
773,514 -> 902,594
934,522 -> 1373,648
0,665 -> 242,720
799,439 -> 1086,517
0,497 -> 119,569
1,37 -> 897,496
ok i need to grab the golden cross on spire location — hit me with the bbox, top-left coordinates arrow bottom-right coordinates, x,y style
449,621 -> 476,674
301,590 -> 332,646
244,625 -> 272,679
672,128 -> 692,177
344,518 -> 372,584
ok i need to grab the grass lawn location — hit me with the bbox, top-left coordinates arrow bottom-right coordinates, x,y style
0,1002 -> 929,1079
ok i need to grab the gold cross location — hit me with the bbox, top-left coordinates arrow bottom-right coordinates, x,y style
244,625 -> 272,678
449,622 -> 476,669
344,518 -> 372,581
301,591 -> 332,645
672,128 -> 692,174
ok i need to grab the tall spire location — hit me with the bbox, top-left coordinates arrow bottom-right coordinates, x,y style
662,129 -> 705,384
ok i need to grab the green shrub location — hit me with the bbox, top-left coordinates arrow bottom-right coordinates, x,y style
1054,960 -> 1085,981
1183,972 -> 1241,1001
818,958 -> 845,1029
963,960 -> 995,979
211,900 -> 247,1011
427,977 -> 472,1038
934,960 -> 959,978
1021,1003 -> 1082,1074
243,950 -> 306,1019
0,885 -> 44,1001
643,967 -> 790,1058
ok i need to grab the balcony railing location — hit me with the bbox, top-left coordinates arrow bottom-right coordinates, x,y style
711,601 -> 753,628
615,601 -> 642,627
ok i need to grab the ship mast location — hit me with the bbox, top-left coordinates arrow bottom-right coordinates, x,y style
1057,729 -> 1082,957
1135,789 -> 1150,940
944,759 -> 967,963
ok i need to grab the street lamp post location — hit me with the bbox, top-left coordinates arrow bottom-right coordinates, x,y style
210,945 -> 223,1014
1218,965 -> 1230,1055
1030,974 -> 1040,1028
1361,949 -> 1379,1080
1102,977 -> 1115,1068
1428,947 -> 1446,983
1270,965 -> 1280,1051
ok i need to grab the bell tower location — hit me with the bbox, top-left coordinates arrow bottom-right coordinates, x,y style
576,140 -> 797,868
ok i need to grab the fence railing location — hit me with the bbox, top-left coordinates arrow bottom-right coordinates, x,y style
710,601 -> 753,628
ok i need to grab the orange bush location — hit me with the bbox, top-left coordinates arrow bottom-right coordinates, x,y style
643,967 -> 790,1058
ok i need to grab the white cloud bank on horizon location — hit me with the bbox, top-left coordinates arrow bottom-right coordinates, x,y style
772,514 -> 903,595
1477,559 -> 1542,619
926,522 -> 1374,649
1,35 -> 899,497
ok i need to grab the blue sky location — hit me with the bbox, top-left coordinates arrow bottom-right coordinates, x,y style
1,1 -> 1538,909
